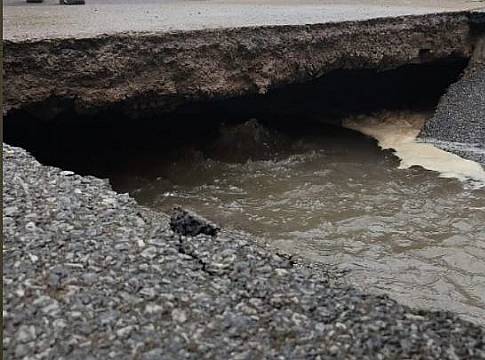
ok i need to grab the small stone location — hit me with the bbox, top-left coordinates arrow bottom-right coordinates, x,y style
48,268 -> 68,289
143,348 -> 164,360
4,206 -> 18,216
171,309 -> 187,323
16,325 -> 36,343
15,344 -> 30,358
140,247 -> 157,259
42,300 -> 60,315
3,336 -> 11,347
329,345 -> 339,354
145,304 -> 163,314
25,221 -> 37,231
274,268 -> 288,276
140,287 -> 157,298
116,326 -> 134,338
81,273 -> 97,285
70,311 -> 83,319
135,217 -> 145,227
53,319 -> 67,329
405,313 -> 425,321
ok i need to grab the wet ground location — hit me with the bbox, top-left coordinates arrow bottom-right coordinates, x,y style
111,115 -> 485,325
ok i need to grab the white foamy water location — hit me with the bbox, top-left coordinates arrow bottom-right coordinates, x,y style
343,112 -> 485,187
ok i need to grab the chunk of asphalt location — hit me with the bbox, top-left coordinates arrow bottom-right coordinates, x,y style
169,207 -> 220,237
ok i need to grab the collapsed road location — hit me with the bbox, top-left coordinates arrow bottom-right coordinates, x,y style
3,144 -> 485,359
3,1 -> 485,358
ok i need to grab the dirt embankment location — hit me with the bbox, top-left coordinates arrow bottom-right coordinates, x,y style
2,12 -> 480,119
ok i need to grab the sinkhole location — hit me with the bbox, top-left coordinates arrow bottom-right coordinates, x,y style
4,58 -> 468,179
5,57 -> 485,324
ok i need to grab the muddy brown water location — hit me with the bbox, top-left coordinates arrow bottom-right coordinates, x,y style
112,113 -> 485,325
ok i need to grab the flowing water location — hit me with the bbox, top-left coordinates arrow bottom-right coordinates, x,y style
112,112 -> 485,324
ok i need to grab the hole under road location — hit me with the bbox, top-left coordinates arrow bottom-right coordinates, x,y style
5,56 -> 485,325
3,58 -> 467,179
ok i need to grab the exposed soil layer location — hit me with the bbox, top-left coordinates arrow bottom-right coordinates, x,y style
3,59 -> 467,177
2,12 -> 480,120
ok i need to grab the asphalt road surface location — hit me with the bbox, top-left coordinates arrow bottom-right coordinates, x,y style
4,0 -> 484,40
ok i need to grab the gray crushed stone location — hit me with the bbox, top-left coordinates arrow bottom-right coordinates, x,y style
3,144 -> 485,359
420,63 -> 485,165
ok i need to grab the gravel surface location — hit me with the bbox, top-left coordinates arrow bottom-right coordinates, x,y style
420,41 -> 485,165
3,143 -> 485,359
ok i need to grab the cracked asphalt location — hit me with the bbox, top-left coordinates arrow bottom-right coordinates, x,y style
3,144 -> 485,359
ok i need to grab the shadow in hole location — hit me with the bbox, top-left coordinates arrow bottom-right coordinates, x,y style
3,58 -> 468,181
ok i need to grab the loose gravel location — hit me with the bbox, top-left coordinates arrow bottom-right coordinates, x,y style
3,144 -> 485,359
420,62 -> 485,165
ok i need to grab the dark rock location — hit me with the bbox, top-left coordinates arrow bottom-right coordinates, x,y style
169,207 -> 220,237
60,0 -> 85,4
